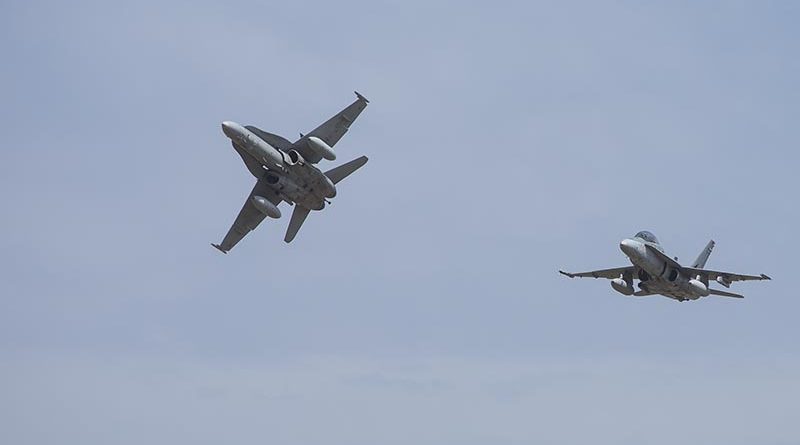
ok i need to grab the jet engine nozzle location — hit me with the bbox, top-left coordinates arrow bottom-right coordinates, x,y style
688,279 -> 709,297
307,136 -> 336,161
251,195 -> 281,219
611,278 -> 634,296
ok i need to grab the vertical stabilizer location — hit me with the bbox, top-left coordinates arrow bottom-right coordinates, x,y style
692,240 -> 715,268
284,206 -> 311,243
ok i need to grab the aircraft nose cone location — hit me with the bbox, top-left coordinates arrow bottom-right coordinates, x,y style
619,238 -> 640,258
221,121 -> 239,138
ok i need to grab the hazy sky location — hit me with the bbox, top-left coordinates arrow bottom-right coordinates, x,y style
2,1 -> 799,443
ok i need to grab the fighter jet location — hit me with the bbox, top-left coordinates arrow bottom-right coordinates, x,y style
559,231 -> 771,301
212,92 -> 370,253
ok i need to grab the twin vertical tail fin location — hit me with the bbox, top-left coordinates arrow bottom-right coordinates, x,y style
693,240 -> 746,297
692,240 -> 715,268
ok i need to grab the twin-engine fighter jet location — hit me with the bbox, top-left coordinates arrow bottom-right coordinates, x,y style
212,92 -> 370,253
559,231 -> 771,301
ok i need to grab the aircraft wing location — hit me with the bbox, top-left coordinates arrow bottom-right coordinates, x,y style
642,245 -> 768,284
212,179 -> 282,253
292,92 -> 369,163
683,268 -> 771,283
559,266 -> 634,279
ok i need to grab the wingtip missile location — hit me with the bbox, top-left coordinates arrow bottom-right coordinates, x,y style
354,91 -> 369,103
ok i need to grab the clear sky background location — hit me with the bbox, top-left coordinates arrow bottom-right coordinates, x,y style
1,1 -> 799,443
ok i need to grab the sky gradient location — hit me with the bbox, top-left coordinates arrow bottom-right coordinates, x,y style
1,1 -> 799,443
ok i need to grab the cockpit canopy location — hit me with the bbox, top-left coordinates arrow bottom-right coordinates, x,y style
634,231 -> 660,244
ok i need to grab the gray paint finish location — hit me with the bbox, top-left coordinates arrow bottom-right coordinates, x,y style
213,93 -> 370,252
2,1 -> 800,444
560,232 -> 770,301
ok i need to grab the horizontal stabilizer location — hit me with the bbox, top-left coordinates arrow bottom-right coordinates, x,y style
325,156 -> 368,184
284,205 -> 311,243
709,288 -> 744,298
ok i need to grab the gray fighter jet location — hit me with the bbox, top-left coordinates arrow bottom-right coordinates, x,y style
212,92 -> 370,253
560,231 -> 771,301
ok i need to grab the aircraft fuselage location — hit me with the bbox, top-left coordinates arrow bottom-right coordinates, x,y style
559,231 -> 769,301
619,237 -> 709,301
221,121 -> 336,211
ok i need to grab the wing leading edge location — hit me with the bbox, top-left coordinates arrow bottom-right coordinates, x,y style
683,267 -> 771,283
644,242 -> 769,283
559,266 -> 635,279
212,180 -> 282,253
292,92 -> 369,163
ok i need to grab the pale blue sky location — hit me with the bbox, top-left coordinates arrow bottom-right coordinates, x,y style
1,1 -> 799,444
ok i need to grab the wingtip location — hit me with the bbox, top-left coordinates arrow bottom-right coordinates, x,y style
761,273 -> 772,280
354,91 -> 369,103
211,243 -> 228,254
559,270 -> 575,278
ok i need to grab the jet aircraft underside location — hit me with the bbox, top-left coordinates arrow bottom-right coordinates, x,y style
560,231 -> 770,301
212,92 -> 370,253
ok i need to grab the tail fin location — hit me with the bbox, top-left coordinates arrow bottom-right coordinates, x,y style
284,205 -> 311,243
325,156 -> 368,184
692,240 -> 715,268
